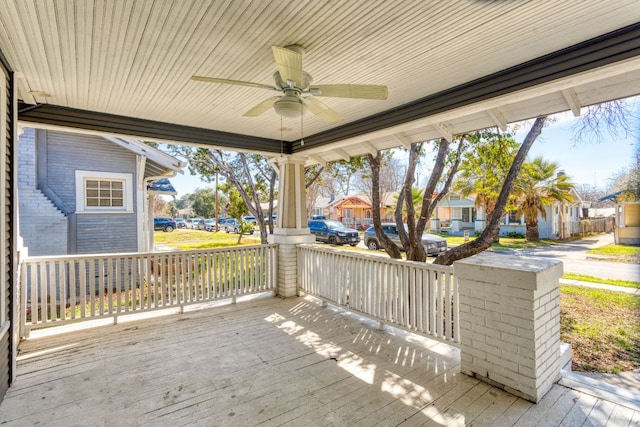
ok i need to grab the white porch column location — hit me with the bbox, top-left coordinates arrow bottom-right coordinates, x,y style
430,218 -> 440,233
454,252 -> 563,402
268,156 -> 315,298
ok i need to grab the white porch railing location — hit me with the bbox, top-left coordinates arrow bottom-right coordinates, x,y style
297,244 -> 459,344
20,244 -> 278,336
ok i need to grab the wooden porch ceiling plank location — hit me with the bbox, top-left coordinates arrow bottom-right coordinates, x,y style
291,22 -> 640,153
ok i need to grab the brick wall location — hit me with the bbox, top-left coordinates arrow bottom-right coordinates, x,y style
17,128 -> 68,256
454,252 -> 563,402
17,127 -> 36,189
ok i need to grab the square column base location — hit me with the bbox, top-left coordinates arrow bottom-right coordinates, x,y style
268,231 -> 315,298
454,252 -> 563,402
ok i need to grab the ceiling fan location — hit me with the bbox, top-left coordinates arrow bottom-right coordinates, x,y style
191,45 -> 388,124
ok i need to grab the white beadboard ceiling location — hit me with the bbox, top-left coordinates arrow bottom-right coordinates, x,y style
2,0 -> 640,163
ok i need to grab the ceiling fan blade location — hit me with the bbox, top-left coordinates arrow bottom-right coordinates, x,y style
302,96 -> 342,124
243,96 -> 280,117
272,46 -> 303,87
191,76 -> 276,91
310,84 -> 388,100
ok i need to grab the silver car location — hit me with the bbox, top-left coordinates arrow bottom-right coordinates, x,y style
364,223 -> 447,255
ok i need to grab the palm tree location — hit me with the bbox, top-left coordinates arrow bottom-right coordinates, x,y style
514,157 -> 574,241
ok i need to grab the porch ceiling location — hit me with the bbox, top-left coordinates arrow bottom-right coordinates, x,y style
3,1 -> 640,164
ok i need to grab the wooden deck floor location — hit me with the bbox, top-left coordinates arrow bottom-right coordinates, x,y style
1,295 -> 638,426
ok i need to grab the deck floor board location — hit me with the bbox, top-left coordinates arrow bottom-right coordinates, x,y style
1,296 -> 637,426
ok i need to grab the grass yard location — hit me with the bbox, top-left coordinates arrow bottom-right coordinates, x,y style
155,229 -> 261,250
441,234 -> 556,250
560,285 -> 640,373
587,243 -> 640,263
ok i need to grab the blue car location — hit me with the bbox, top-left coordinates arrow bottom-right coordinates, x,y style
307,219 -> 360,246
154,217 -> 176,232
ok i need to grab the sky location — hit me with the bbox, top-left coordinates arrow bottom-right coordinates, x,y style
164,105 -> 639,198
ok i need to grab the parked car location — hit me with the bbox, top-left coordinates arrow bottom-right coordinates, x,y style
363,223 -> 447,255
223,218 -> 254,234
307,219 -> 360,246
242,215 -> 257,224
174,218 -> 186,228
154,217 -> 176,232
187,218 -> 202,229
201,218 -> 216,232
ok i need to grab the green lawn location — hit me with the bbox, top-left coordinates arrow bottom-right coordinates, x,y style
154,229 -> 261,250
442,234 -> 556,250
588,244 -> 640,256
560,285 -> 640,373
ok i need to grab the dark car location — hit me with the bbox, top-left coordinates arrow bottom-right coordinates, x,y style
154,217 -> 176,232
307,219 -> 360,246
364,223 -> 447,255
174,218 -> 186,228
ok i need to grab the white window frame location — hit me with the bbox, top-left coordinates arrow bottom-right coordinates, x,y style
75,170 -> 134,213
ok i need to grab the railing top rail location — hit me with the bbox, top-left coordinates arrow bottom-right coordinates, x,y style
297,243 -> 454,273
22,243 -> 278,263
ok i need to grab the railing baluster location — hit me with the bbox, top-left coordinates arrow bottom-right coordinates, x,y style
296,244 -> 458,345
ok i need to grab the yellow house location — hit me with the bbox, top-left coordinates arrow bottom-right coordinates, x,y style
615,202 -> 640,245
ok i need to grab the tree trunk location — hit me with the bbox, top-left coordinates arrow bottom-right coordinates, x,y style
434,116 -> 547,265
367,153 -> 402,259
525,220 -> 539,241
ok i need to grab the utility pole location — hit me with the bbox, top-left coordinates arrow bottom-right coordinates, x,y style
215,172 -> 219,232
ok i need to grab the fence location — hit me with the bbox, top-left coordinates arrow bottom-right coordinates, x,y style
297,244 -> 459,344
20,245 -> 277,335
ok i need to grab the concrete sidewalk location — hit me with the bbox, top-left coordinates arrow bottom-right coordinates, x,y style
559,278 -> 640,295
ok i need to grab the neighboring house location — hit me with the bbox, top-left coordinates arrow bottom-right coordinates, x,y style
434,189 -> 585,239
312,193 -> 398,229
614,202 -> 640,245
18,127 -> 184,256
434,194 -> 478,233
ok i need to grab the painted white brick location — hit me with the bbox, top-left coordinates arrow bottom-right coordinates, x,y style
454,252 -> 562,402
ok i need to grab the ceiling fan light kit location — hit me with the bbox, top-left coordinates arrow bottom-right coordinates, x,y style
273,95 -> 304,118
192,45 -> 388,124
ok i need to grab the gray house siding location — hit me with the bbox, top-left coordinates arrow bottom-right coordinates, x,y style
42,130 -> 138,211
35,129 -> 139,254
0,49 -> 15,404
75,215 -> 137,254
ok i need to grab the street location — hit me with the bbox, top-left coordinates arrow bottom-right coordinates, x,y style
505,233 -> 640,282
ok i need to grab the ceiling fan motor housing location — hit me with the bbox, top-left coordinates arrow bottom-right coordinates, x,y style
274,71 -> 312,90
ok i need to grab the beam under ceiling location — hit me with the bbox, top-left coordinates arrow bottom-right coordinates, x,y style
18,103 -> 286,154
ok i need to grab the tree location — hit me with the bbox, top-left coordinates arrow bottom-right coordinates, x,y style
513,157 -> 574,241
609,140 -> 640,201
172,147 -> 276,244
190,188 -> 218,219
366,152 -> 402,259
395,137 -> 466,262
364,136 -> 465,261
153,197 -> 168,216
453,129 -> 520,240
434,117 -> 547,265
